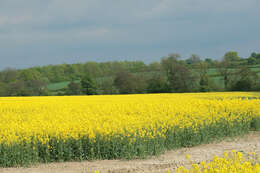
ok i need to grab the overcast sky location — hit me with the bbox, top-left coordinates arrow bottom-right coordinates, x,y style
0,0 -> 259,69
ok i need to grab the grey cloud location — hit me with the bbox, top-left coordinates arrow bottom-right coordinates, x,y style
0,0 -> 259,69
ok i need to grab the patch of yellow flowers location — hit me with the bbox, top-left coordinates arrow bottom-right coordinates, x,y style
177,151 -> 260,173
0,92 -> 259,145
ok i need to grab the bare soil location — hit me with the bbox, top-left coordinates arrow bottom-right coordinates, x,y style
1,131 -> 259,173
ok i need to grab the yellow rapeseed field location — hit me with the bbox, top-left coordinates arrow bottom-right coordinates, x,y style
177,151 -> 260,173
0,92 -> 259,145
0,92 -> 259,166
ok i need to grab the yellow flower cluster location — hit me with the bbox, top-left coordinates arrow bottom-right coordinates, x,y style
0,92 -> 259,145
177,151 -> 260,173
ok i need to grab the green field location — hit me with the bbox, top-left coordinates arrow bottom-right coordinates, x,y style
47,81 -> 73,91
47,77 -> 113,91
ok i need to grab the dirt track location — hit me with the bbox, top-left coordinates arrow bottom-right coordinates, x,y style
0,131 -> 259,173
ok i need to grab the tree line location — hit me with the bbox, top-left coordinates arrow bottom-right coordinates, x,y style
0,51 -> 260,96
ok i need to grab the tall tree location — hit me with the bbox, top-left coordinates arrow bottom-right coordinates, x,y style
148,62 -> 162,72
81,75 -> 98,95
230,67 -> 258,91
161,54 -> 197,92
218,53 -> 233,89
224,51 -> 240,62
113,69 -> 146,94
196,62 -> 210,92
250,52 -> 257,59
7,80 -> 28,96
249,52 -> 260,64
99,77 -> 118,94
146,74 -> 169,93
205,58 -> 213,65
247,57 -> 257,65
0,68 -> 18,83
186,54 -> 201,65
0,82 -> 7,96
161,53 -> 180,81
65,81 -> 82,95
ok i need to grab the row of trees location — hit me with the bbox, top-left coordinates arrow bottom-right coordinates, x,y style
2,51 -> 260,84
0,51 -> 260,96
0,68 -> 49,96
64,52 -> 260,95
